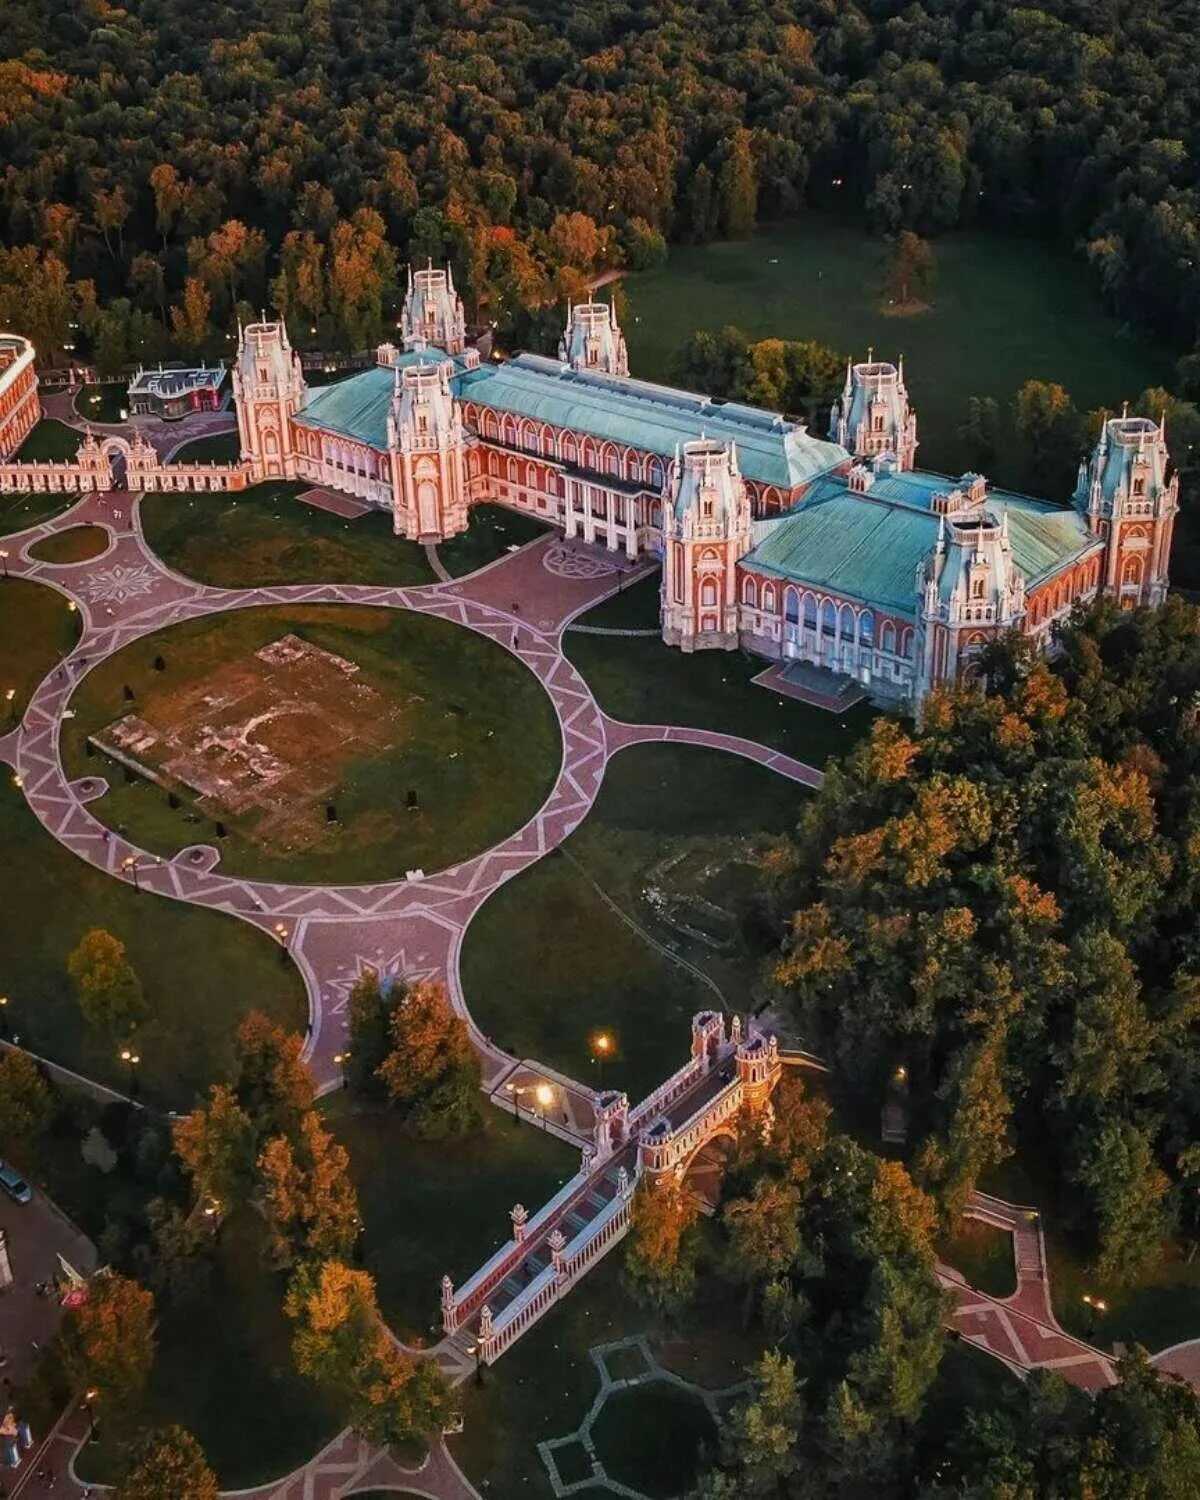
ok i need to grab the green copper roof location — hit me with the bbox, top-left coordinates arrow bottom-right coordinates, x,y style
457,354 -> 848,489
294,365 -> 394,447
745,469 -> 1100,611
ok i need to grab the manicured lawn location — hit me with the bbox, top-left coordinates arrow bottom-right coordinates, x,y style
75,1212 -> 341,1490
0,779 -> 306,1108
62,604 -> 561,884
938,1217 -> 1017,1299
463,742 -> 809,1099
591,1383 -> 716,1498
0,487 -> 80,536
570,569 -> 663,631
450,1258 -> 760,1499
170,430 -> 240,464
435,502 -> 551,578
0,576 -> 81,717
15,418 -> 81,461
76,382 -> 128,424
26,524 -> 108,564
327,1098 -> 576,1342
624,217 -> 1173,478
565,632 -> 875,767
141,480 -> 436,588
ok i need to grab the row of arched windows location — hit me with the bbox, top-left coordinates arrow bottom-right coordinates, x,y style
1027,558 -> 1102,627
739,577 -> 914,658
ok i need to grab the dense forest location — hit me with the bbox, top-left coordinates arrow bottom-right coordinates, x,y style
2,0 -> 1200,373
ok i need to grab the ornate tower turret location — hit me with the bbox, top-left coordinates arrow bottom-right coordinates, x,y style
829,353 -> 918,471
400,264 -> 466,355
233,319 -> 307,481
558,300 -> 629,377
387,361 -> 469,541
661,439 -> 752,651
1073,411 -> 1177,607
914,499 -> 1027,710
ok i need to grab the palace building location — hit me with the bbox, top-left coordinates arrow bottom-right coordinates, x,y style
0,263 -> 1178,712
0,334 -> 41,460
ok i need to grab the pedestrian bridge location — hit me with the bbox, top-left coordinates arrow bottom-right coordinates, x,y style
440,1011 -> 781,1366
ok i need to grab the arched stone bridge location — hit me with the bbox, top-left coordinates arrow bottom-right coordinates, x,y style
440,1011 -> 782,1367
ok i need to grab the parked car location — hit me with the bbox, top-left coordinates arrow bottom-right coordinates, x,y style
0,1162 -> 32,1204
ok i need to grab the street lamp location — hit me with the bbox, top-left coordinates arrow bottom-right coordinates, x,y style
120,1048 -> 141,1096
334,1051 -> 350,1088
591,1031 -> 613,1089
466,1341 -> 485,1386
83,1386 -> 100,1443
535,1082 -> 554,1129
0,995 -> 8,1038
122,854 -> 140,893
274,923 -> 289,965
0,549 -> 8,579
5,688 -> 15,723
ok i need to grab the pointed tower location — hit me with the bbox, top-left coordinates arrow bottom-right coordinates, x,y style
558,300 -> 629,377
232,319 -> 307,481
1073,411 -> 1177,607
400,264 -> 467,355
913,499 -> 1026,710
387,361 -> 469,541
661,439 -> 752,651
829,354 -> 918,471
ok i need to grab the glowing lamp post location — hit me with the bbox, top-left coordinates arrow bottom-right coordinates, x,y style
0,549 -> 8,579
5,688 -> 15,723
83,1387 -> 100,1443
0,994 -> 9,1039
275,923 -> 290,965
334,1051 -> 350,1088
535,1082 -> 554,1129
122,854 -> 141,893
119,1048 -> 141,1096
591,1031 -> 613,1089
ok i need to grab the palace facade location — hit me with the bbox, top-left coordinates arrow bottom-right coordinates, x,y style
0,261 -> 1178,712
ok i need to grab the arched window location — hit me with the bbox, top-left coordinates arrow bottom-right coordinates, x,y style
821,601 -> 837,637
560,432 -> 577,464
881,621 -> 895,654
507,457 -> 518,483
785,589 -> 800,625
900,627 -> 914,659
1122,556 -> 1143,585
648,457 -> 665,489
839,604 -> 855,640
742,576 -> 757,607
803,594 -> 817,630
859,610 -> 874,647
701,578 -> 718,607
763,583 -> 776,614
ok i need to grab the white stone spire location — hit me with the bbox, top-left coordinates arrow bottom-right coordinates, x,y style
558,299 -> 629,377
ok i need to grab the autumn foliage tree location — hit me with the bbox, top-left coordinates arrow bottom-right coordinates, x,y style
259,1110 -> 360,1267
67,928 -> 147,1038
60,1271 -> 156,1431
114,1425 -> 218,1500
376,980 -> 481,1138
622,1178 -> 701,1316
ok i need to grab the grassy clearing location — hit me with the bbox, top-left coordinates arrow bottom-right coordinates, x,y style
61,603 -> 561,885
141,480 -> 435,589
938,1218 -> 1017,1299
0,576 -> 81,717
436,502 -> 551,578
591,1382 -> 716,1497
624,217 -> 1173,478
169,430 -> 240,464
327,1097 -> 576,1342
565,632 -> 875,768
463,742 -> 808,1099
14,418 -> 81,462
76,382 -> 129,424
0,779 -> 305,1108
570,570 -> 663,631
74,1212 -> 340,1490
26,525 -> 108,564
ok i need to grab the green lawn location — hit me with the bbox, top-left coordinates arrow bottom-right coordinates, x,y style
328,1098 -> 576,1342
938,1217 -> 1017,1299
570,570 -> 663,631
565,633 -> 875,767
435,502 -> 551,578
0,576 -> 81,717
623,217 -> 1174,479
61,603 -> 561,884
0,779 -> 306,1108
141,480 -> 436,589
463,742 -> 808,1099
591,1383 -> 716,1497
15,418 -> 81,461
450,1257 -> 761,1499
170,430 -> 240,464
27,524 -> 108,564
75,1212 -> 341,1490
76,382 -> 128,424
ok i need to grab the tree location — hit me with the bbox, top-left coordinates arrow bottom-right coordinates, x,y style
149,163 -> 190,253
884,230 -> 935,306
0,1049 -> 53,1147
345,969 -> 393,1096
285,1259 -> 458,1446
68,929 -> 147,1037
1012,379 -> 1085,497
623,1179 -> 700,1316
959,395 -> 1001,471
721,1350 -> 803,1494
259,1110 -> 360,1266
718,129 -> 758,239
1072,1118 -> 1174,1283
172,1083 -> 259,1210
60,1272 -> 155,1428
722,1177 -> 803,1316
376,980 -> 480,1137
92,185 -> 131,261
232,1011 -> 314,1141
170,277 -> 211,355
114,1425 -> 218,1500
137,1198 -> 213,1304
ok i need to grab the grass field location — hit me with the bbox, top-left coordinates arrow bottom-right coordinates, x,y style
0,577 -> 80,717
436,502 -> 551,578
462,742 -> 808,1098
565,632 -> 875,768
328,1098 -> 576,1341
623,217 -> 1174,479
591,1383 -> 716,1497
170,430 -> 240,464
76,382 -> 129,424
938,1218 -> 1017,1299
26,524 -> 108,564
14,418 -> 80,462
74,1212 -> 340,1490
61,603 -> 561,884
141,480 -> 436,589
569,570 -> 662,631
0,780 -> 305,1107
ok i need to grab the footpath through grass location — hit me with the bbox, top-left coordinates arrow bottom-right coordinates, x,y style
0,576 -> 81,717
436,501 -> 551,578
566,631 -> 875,768
328,1097 -> 576,1342
463,742 -> 808,1099
62,603 -> 561,885
0,779 -> 306,1108
141,480 -> 435,589
624,216 -> 1173,477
